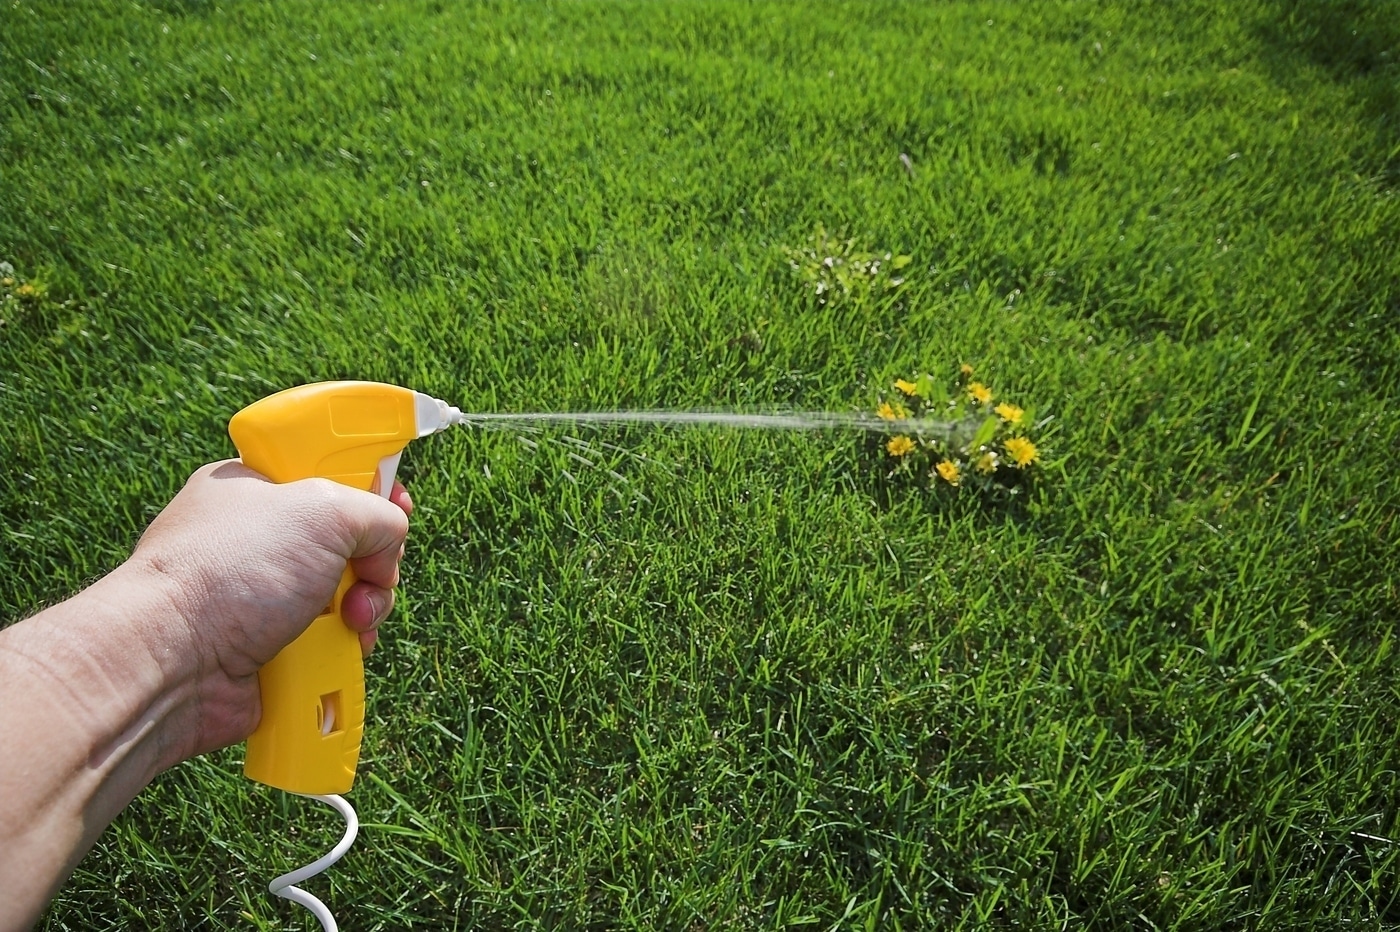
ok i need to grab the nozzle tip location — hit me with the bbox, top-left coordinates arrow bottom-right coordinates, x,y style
414,391 -> 466,436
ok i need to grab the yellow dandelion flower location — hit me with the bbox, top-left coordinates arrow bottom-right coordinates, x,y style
1004,437 -> 1040,467
936,459 -> 961,486
0,277 -> 12,287
876,401 -> 907,420
886,435 -> 916,457
994,402 -> 1024,425
15,283 -> 37,299
968,382 -> 992,405
959,363 -> 974,377
975,451 -> 998,474
893,378 -> 917,396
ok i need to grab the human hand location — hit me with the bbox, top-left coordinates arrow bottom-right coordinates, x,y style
121,460 -> 412,761
0,459 -> 414,922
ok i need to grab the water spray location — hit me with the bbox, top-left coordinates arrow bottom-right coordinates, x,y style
229,381 -> 958,927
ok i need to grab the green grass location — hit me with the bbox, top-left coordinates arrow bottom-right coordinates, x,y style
4,0 -> 1400,927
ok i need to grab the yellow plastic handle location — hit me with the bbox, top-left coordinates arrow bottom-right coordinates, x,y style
229,381 -> 419,794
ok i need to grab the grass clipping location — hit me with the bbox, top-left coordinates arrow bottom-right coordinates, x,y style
876,365 -> 1043,495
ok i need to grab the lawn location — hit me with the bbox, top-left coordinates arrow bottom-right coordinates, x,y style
3,0 -> 1400,927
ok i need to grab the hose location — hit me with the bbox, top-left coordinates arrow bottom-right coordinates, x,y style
267,793 -> 358,932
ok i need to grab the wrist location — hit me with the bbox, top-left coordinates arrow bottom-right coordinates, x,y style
95,562 -> 208,771
102,559 -> 259,770
51,565 -> 206,782
0,567 -> 207,921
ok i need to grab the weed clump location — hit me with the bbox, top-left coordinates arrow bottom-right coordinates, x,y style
0,261 -> 89,345
0,261 -> 43,326
875,364 -> 1044,495
782,226 -> 911,305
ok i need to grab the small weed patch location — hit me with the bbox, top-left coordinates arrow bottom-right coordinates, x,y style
875,364 -> 1044,496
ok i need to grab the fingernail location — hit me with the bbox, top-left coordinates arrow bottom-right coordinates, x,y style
366,591 -> 387,626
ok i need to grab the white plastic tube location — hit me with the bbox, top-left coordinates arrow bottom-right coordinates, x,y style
267,793 -> 359,932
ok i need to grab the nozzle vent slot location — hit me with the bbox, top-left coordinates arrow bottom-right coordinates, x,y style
318,691 -> 344,737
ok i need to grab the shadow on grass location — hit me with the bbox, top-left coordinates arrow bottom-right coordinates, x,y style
140,0 -> 219,14
1254,0 -> 1400,184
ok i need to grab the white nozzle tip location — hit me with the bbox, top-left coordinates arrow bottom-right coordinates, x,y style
414,391 -> 466,436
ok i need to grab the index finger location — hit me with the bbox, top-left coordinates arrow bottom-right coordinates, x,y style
389,481 -> 414,518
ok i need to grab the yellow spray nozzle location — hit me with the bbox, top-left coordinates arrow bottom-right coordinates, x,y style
229,381 -> 461,794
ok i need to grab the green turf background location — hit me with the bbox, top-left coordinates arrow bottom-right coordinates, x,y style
3,0 -> 1400,927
